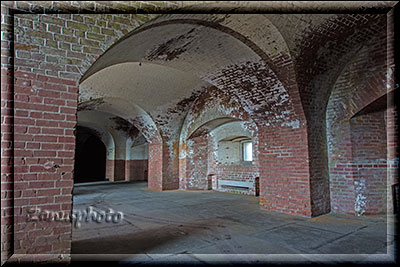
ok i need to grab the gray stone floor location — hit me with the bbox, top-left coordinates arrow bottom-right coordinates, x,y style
71,181 -> 397,265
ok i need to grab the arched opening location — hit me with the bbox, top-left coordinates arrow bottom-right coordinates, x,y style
181,114 -> 259,196
326,54 -> 398,215
215,135 -> 259,196
348,89 -> 399,215
74,128 -> 107,184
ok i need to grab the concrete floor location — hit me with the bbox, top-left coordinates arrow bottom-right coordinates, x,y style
71,182 -> 397,265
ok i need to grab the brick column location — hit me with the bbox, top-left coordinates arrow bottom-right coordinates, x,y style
185,135 -> 209,190
113,160 -> 126,181
12,72 -> 76,256
1,45 -> 14,265
126,160 -> 148,181
258,125 -> 313,217
386,105 -> 399,213
148,142 -> 163,191
105,159 -> 114,181
161,141 -> 180,190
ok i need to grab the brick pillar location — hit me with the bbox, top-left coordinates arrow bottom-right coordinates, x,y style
258,125 -> 313,217
1,52 -> 13,265
185,135 -> 209,190
125,160 -> 148,181
113,160 -> 126,181
12,72 -> 76,257
326,117 -> 357,214
148,142 -> 163,191
350,112 -> 388,215
162,141 -> 179,190
306,114 -> 332,216
105,159 -> 114,181
178,157 -> 187,190
386,105 -> 398,213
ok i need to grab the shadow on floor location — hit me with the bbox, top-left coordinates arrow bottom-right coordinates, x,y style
71,221 -> 211,255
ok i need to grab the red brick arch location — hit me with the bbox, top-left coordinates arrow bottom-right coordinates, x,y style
326,21 -> 396,214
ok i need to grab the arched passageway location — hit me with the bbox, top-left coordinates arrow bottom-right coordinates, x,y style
74,128 -> 107,184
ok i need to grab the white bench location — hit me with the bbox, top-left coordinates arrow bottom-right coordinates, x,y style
218,180 -> 253,190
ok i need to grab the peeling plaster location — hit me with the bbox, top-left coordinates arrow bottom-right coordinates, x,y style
128,115 -> 162,144
77,98 -> 105,111
147,27 -> 199,61
205,60 -> 295,127
281,120 -> 300,129
110,116 -> 140,139
179,86 -> 250,160
354,178 -> 367,216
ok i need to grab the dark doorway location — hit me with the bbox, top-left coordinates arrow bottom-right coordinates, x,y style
74,128 -> 107,183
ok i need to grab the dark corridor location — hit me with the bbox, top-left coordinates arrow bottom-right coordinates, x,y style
74,127 -> 107,183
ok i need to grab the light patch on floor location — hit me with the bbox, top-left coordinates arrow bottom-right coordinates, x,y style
71,182 -> 395,264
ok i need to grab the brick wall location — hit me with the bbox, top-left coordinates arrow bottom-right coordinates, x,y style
148,143 -> 163,191
185,135 -> 209,190
326,15 -> 396,215
1,29 -> 14,264
258,125 -> 313,217
386,105 -> 399,213
105,158 -> 114,181
208,132 -> 260,196
1,1 -> 178,263
178,79 -> 316,216
162,142 -> 180,190
327,106 -> 397,215
350,112 -> 388,215
12,70 -> 76,257
213,165 -> 260,196
112,160 -> 126,182
126,160 -> 148,181
184,131 -> 260,195
292,14 -> 389,217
